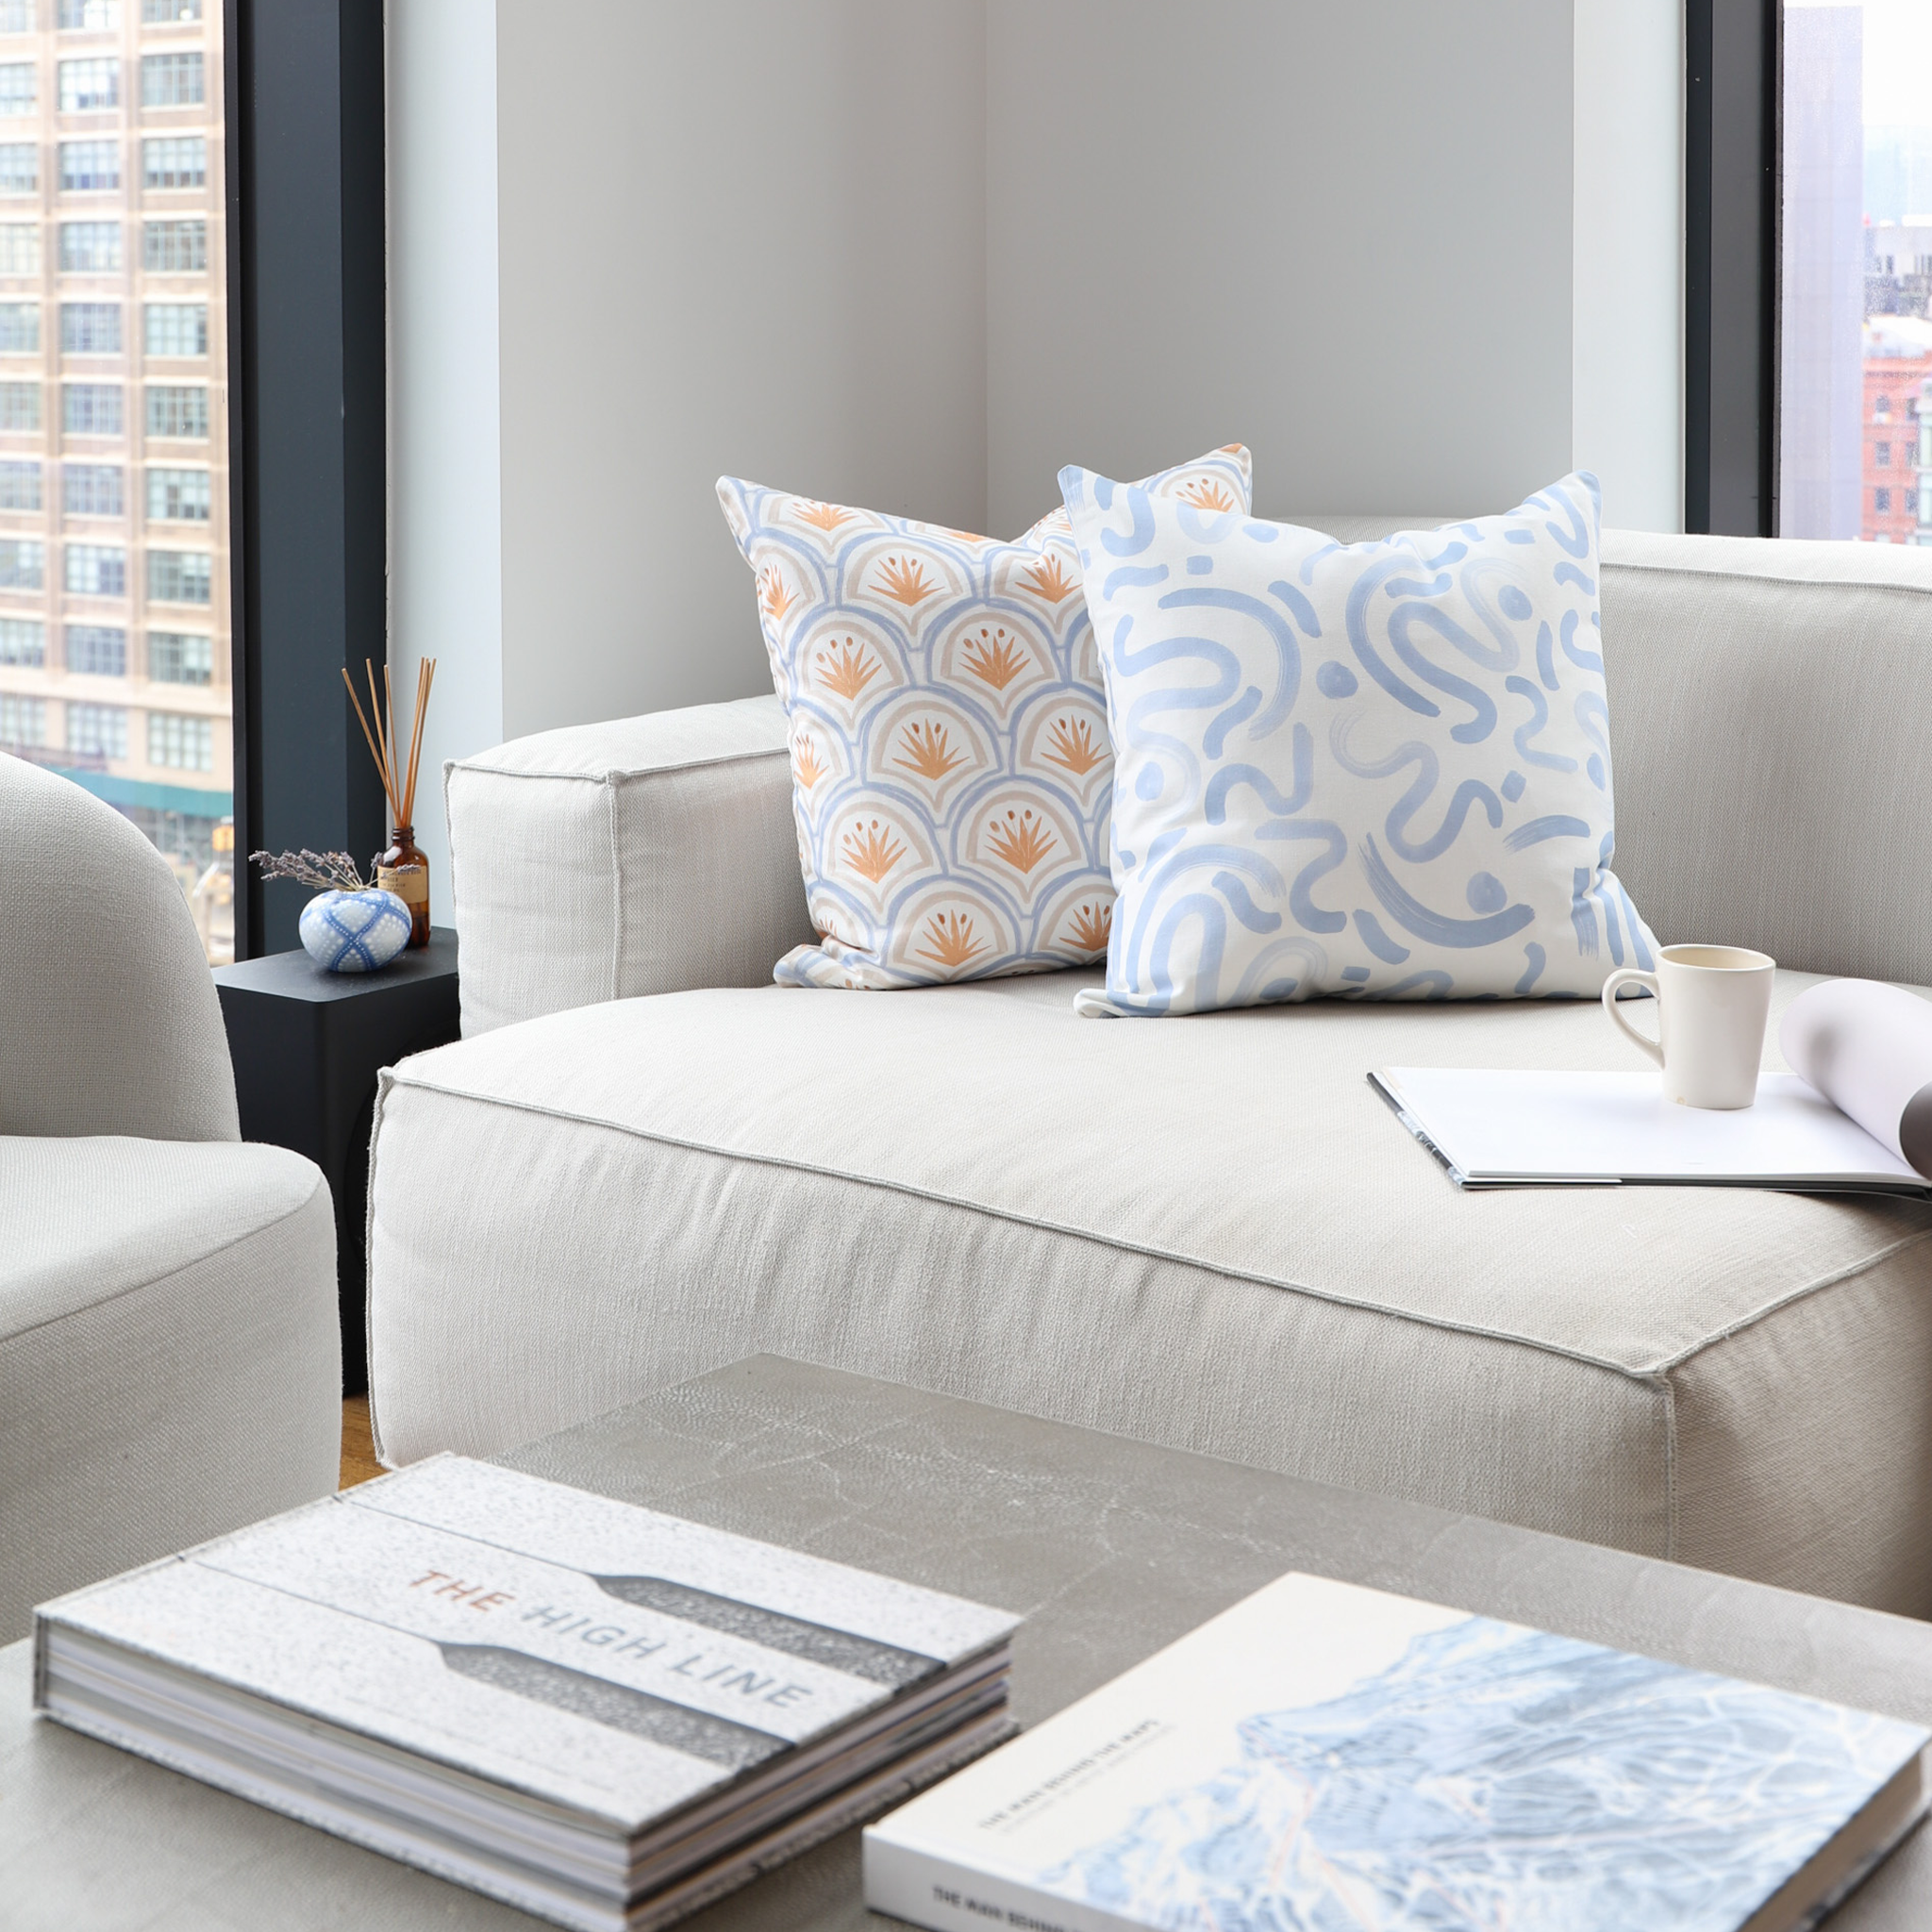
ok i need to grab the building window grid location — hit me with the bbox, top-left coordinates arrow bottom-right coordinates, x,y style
63,380 -> 119,432
0,614 -> 42,662
59,299 -> 119,353
146,708 -> 208,770
0,143 -> 33,192
142,0 -> 199,22
63,459 -> 120,514
66,541 -> 125,595
146,546 -> 208,603
0,62 -> 33,116
0,690 -> 42,743
142,216 -> 202,271
0,534 -> 42,585
0,4 -> 32,35
0,221 -> 34,274
140,51 -> 201,108
144,382 -> 204,437
147,626 -> 208,682
58,58 -> 118,113
0,455 -> 37,507
65,621 -> 124,675
60,220 -> 119,272
0,299 -> 36,351
66,697 -> 124,758
146,463 -> 205,520
58,0 -> 120,28
0,378 -> 34,427
142,301 -> 203,357
60,140 -> 117,191
141,135 -> 203,190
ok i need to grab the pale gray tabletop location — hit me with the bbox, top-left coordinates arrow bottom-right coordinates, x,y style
6,1354 -> 1932,1930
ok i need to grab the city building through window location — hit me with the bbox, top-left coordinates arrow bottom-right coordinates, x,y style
0,0 -> 229,957
1783,1 -> 1932,541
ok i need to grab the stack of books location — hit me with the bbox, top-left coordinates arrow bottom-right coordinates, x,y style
33,1457 -> 1019,1931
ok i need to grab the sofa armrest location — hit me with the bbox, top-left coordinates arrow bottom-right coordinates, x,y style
444,693 -> 813,1035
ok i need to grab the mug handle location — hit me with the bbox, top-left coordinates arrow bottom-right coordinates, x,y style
1602,968 -> 1663,1067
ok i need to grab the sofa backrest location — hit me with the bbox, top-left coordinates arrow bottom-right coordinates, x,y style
1597,531 -> 1932,984
1296,518 -> 1932,985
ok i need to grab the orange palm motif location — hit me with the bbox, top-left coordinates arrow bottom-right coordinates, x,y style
1065,902 -> 1112,953
1043,715 -> 1105,776
988,808 -> 1054,874
1019,552 -> 1078,603
873,554 -> 938,606
1178,478 -> 1238,512
893,721 -> 967,780
916,910 -> 988,972
794,499 -> 855,533
961,626 -> 1027,691
841,817 -> 905,882
791,733 -> 826,791
816,636 -> 878,700
758,565 -> 797,625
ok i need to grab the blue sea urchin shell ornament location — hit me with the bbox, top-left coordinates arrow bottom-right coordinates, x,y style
298,889 -> 412,974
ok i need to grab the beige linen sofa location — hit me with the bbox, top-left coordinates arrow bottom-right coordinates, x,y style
367,526 -> 1932,1617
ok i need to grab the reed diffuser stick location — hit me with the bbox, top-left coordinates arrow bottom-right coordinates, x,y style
341,665 -> 401,824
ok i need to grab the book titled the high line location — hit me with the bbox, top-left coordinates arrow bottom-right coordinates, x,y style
32,1456 -> 1019,1931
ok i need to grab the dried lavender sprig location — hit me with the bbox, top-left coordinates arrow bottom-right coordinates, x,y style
250,848 -> 372,891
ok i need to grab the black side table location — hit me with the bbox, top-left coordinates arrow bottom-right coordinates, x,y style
212,929 -> 459,1394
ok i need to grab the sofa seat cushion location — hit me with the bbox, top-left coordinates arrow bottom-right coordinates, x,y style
368,971 -> 1932,1615
0,1137 -> 341,1639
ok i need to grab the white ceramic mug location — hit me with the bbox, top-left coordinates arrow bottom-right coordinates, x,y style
1601,943 -> 1776,1109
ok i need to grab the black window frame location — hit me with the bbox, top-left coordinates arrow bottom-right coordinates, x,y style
225,0 -> 387,958
1685,0 -> 1779,537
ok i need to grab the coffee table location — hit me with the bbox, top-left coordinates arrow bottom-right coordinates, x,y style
6,1354 -> 1932,1929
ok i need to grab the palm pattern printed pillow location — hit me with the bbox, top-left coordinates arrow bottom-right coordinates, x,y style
718,447 -> 1252,988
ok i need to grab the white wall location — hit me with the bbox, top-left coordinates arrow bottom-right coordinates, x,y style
985,0 -> 1575,530
1573,0 -> 1685,533
493,0 -> 988,741
387,0 -> 504,908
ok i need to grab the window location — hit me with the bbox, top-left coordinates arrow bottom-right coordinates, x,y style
0,379 -> 37,428
142,216 -> 202,271
0,143 -> 34,192
0,614 -> 42,661
147,627 -> 208,682
142,135 -> 202,189
141,52 -> 201,108
0,691 -> 43,743
0,3 -> 33,33
63,460 -> 119,513
0,534 -> 41,584
0,456 -> 37,507
0,221 -> 33,274
65,540 -> 125,594
58,59 -> 118,113
142,301 -> 203,356
0,299 -> 36,351
146,709 -> 208,770
146,545 -> 207,602
1876,486 -> 1892,512
1877,441 -> 1892,467
63,380 -> 119,432
0,63 -> 34,116
66,698 -> 124,758
60,300 -> 119,352
142,0 -> 198,20
65,622 -> 123,674
58,0 -> 119,25
144,382 -> 203,436
60,139 -> 117,190
60,219 -> 117,271
146,464 -> 206,519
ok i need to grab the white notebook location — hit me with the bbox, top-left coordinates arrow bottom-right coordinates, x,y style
1372,1068 -> 1932,1193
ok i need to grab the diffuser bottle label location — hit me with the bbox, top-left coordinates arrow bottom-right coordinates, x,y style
379,864 -> 428,908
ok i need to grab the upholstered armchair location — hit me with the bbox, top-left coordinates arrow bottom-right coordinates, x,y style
0,756 -> 340,1639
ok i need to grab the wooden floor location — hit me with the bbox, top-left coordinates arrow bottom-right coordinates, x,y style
340,1396 -> 384,1489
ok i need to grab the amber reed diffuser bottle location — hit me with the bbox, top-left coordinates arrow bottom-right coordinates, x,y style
343,655 -> 438,949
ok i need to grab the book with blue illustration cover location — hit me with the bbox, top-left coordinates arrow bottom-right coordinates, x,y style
864,1573 -> 1929,1932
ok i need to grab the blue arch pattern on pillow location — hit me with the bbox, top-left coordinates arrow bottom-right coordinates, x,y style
1058,469 -> 1657,1014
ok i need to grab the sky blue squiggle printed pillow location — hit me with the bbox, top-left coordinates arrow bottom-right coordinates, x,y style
1057,469 -> 1658,1015
719,448 -> 1252,989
